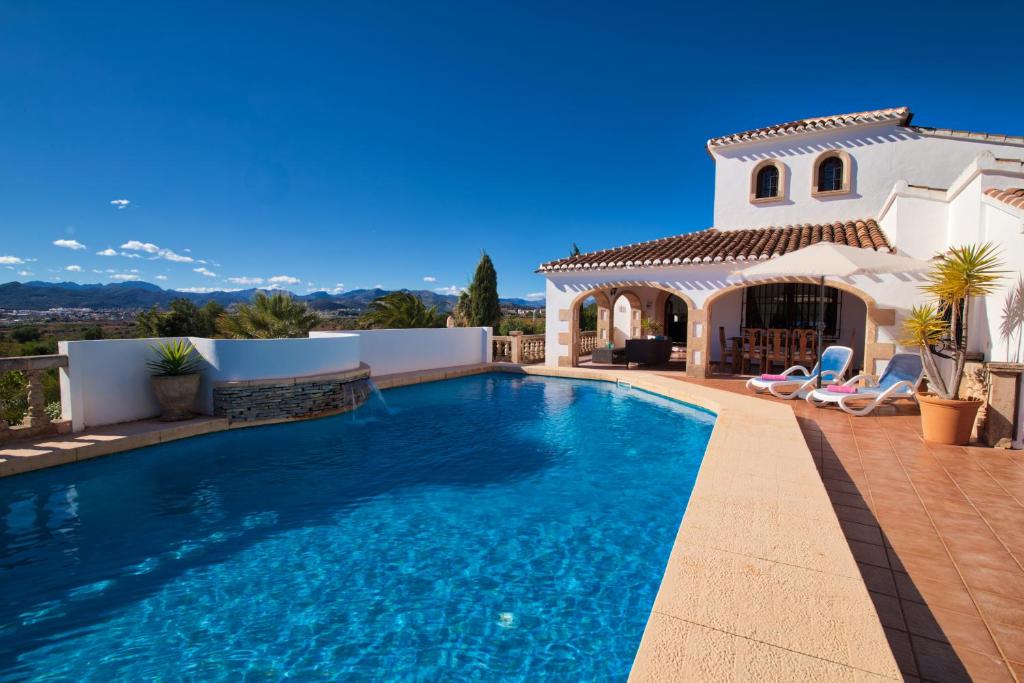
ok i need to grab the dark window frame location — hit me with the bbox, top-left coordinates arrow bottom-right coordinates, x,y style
818,156 -> 844,192
740,283 -> 844,338
755,164 -> 780,199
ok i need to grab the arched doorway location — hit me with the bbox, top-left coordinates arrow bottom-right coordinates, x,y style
663,294 -> 688,344
705,278 -> 883,377
611,290 -> 643,346
566,289 -> 612,367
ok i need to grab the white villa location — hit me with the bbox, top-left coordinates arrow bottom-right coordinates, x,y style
539,107 -> 1024,383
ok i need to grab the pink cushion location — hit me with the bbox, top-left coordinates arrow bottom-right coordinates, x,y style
760,374 -> 788,381
826,385 -> 857,394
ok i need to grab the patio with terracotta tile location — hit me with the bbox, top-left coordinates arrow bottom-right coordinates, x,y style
671,374 -> 1024,682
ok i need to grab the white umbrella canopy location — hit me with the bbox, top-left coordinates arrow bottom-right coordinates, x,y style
729,243 -> 931,386
731,242 -> 931,280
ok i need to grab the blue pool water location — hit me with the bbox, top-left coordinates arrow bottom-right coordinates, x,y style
0,374 -> 713,681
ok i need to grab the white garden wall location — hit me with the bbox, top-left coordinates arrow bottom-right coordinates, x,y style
59,335 -> 360,431
311,327 -> 492,376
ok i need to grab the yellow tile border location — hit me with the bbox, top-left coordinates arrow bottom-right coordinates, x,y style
0,361 -> 898,680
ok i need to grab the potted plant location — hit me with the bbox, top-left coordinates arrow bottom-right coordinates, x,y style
147,340 -> 202,421
902,243 -> 1005,445
642,319 -> 664,339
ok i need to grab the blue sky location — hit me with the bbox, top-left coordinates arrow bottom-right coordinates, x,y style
1,1 -> 1022,300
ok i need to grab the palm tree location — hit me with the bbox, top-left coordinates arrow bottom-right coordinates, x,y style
359,291 -> 443,329
902,242 -> 1006,399
218,291 -> 322,339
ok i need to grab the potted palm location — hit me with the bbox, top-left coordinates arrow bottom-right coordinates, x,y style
148,340 -> 202,421
902,243 -> 1005,445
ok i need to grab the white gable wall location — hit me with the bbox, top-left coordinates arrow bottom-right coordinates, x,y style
712,124 -> 1024,230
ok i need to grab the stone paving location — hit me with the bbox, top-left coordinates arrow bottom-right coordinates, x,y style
674,375 -> 1024,682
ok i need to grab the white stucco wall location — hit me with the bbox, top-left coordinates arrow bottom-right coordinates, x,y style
543,264 -> 924,375
712,124 -> 1024,230
59,335 -> 361,431
612,295 -> 634,346
311,327 -> 492,376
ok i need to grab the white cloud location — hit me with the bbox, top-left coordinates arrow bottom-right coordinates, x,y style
65,265 -> 82,272
524,292 -> 545,301
374,283 -> 384,289
228,276 -> 263,286
96,248 -> 118,256
18,270 -> 32,277
121,240 -> 160,254
160,250 -> 193,262
111,273 -> 140,281
110,199 -> 130,209
0,255 -> 25,265
193,267 -> 217,278
176,286 -> 239,293
434,285 -> 466,296
121,240 -> 194,263
267,275 -> 300,285
53,239 -> 86,250
328,283 -> 345,294
155,275 -> 168,281
120,252 -> 142,259
422,276 -> 437,282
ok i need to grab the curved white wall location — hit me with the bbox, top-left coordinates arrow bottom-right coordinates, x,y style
59,334 -> 361,430
311,327 -> 492,376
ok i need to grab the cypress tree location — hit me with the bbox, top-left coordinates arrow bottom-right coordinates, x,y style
468,252 -> 501,330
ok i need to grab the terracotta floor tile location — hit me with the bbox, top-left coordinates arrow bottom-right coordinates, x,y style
849,539 -> 891,568
972,589 -> 1024,631
910,635 -> 974,682
871,590 -> 908,631
943,533 -> 1022,574
859,562 -> 898,597
674,375 -> 1024,679
958,564 -> 1024,601
988,622 -> 1024,666
884,626 -> 918,676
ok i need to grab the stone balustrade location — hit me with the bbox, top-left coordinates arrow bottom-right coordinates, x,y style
0,354 -> 70,444
578,330 -> 597,356
491,332 -> 545,365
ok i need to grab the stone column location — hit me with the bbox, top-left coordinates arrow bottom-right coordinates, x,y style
686,308 -> 709,379
24,370 -> 50,428
509,331 -> 523,364
985,364 -> 1023,448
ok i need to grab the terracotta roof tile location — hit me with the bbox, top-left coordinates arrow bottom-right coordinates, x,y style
707,108 -> 912,148
537,219 -> 893,272
984,187 -> 1024,210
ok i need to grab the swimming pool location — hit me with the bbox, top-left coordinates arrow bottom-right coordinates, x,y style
0,373 -> 714,680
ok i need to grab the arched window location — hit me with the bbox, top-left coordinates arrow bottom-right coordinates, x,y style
812,151 -> 852,197
749,160 -> 787,204
818,156 -> 844,192
755,165 -> 779,199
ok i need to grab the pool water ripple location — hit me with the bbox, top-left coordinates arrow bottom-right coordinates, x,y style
0,374 -> 713,681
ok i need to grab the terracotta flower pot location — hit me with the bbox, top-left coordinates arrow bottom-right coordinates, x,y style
150,374 -> 200,421
917,392 -> 982,445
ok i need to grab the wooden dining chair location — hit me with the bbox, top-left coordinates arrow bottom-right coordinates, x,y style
718,326 -> 739,373
741,328 -> 767,374
790,329 -> 817,369
765,328 -> 790,371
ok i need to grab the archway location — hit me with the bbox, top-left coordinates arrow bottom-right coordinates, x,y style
704,277 -> 890,377
563,289 -> 612,367
561,285 -> 698,368
662,294 -> 689,344
611,290 -> 644,346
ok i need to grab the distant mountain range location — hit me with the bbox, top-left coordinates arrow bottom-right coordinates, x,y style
0,280 -> 544,312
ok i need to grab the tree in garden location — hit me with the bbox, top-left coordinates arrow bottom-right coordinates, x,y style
136,298 -> 224,337
218,291 -> 321,339
467,252 -> 501,330
359,291 -> 444,329
569,242 -> 581,257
